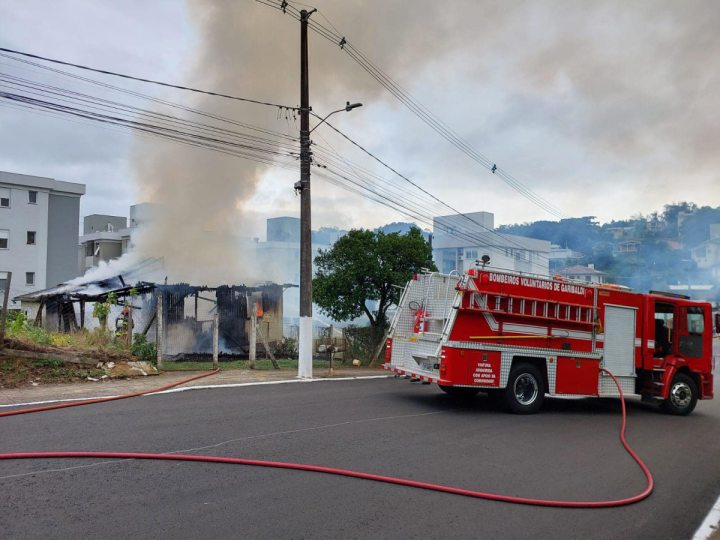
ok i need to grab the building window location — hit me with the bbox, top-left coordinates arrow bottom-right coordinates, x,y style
28,190 -> 37,204
26,272 -> 35,286
27,231 -> 36,245
0,229 -> 8,249
85,242 -> 94,257
0,187 -> 9,208
465,249 -> 478,260
0,272 -> 7,293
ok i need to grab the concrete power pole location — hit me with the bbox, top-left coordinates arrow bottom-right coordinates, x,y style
297,8 -> 316,379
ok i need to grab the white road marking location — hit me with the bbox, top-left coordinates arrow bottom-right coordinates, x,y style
693,493 -> 720,540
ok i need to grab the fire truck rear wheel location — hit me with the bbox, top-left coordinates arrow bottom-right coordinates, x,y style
505,363 -> 545,414
438,385 -> 480,398
661,373 -> 698,416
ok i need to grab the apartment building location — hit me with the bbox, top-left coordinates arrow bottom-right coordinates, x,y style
432,211 -> 551,276
77,204 -> 156,274
0,171 -> 85,308
78,214 -> 128,274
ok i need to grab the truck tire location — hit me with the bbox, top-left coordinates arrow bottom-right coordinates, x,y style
438,385 -> 480,398
505,363 -> 545,414
661,373 -> 698,416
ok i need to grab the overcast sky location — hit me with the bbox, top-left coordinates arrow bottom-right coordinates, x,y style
1,0 -> 719,238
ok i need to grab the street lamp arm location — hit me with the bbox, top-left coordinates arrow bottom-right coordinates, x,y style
309,102 -> 362,133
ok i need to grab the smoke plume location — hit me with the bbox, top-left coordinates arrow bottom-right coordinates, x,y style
130,0 -> 720,285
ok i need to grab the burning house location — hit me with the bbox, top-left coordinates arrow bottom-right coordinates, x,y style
152,282 -> 285,359
14,260 -> 289,361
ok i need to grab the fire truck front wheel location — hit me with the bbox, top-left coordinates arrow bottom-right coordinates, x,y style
505,363 -> 545,414
661,373 -> 698,416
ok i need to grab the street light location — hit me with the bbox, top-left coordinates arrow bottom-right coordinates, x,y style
310,102 -> 363,133
297,97 -> 362,379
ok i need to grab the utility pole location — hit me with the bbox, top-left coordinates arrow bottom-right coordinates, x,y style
293,7 -> 361,378
298,8 -> 315,379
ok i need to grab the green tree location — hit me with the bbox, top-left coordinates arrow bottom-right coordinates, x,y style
313,227 -> 435,329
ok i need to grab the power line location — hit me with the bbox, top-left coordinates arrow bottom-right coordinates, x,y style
0,52 -> 299,143
0,46 -> 296,110
313,117 -> 547,255
258,0 -> 566,219
4,15 -> 560,260
310,130 -> 551,262
0,91 -> 300,166
1,70 -> 550,266
0,73 -> 300,155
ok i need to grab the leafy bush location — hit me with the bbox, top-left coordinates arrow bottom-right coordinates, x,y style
131,333 -> 157,363
8,311 -> 28,334
92,301 -> 111,330
6,311 -> 51,345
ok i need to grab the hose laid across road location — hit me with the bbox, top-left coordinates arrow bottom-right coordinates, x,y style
0,367 -> 653,508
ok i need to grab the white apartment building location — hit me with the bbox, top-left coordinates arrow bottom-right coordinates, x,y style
432,211 -> 551,276
0,171 -> 85,308
77,204 -> 156,274
78,214 -> 129,274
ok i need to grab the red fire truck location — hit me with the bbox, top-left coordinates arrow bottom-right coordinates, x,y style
384,269 -> 715,415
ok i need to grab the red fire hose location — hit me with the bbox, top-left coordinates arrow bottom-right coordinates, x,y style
0,368 -> 653,508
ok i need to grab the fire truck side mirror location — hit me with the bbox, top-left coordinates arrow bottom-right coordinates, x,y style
715,312 -> 720,335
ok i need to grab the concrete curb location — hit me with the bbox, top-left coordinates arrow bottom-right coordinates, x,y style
0,371 -> 389,407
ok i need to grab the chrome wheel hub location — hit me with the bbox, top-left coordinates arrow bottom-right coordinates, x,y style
670,382 -> 692,409
514,374 -> 539,405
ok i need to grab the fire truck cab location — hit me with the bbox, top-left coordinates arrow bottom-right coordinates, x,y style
384,270 -> 715,415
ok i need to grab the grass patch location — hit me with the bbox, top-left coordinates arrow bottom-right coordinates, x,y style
0,358 -> 107,388
32,358 -> 66,369
7,312 -> 126,352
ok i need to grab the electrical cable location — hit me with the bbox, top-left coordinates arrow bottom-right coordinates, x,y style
258,0 -> 566,219
0,368 -> 653,507
0,81 -> 547,263
0,47 -> 294,110
0,59 -> 552,265
0,75 -> 300,153
0,91 -> 300,165
3,9 -> 567,244
0,54 -> 299,143
312,120 -> 555,264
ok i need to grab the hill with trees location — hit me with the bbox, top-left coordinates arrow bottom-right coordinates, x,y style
497,202 -> 720,298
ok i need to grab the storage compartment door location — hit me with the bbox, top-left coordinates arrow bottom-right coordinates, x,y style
556,357 -> 600,395
602,305 -> 636,376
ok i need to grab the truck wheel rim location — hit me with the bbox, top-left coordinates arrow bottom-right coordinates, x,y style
514,374 -> 539,405
670,382 -> 692,409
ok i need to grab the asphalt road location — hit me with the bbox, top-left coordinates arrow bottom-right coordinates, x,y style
1,366 -> 719,539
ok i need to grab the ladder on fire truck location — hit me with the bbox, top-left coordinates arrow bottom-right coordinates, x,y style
464,290 -> 596,327
418,271 -> 461,340
436,272 -> 469,343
